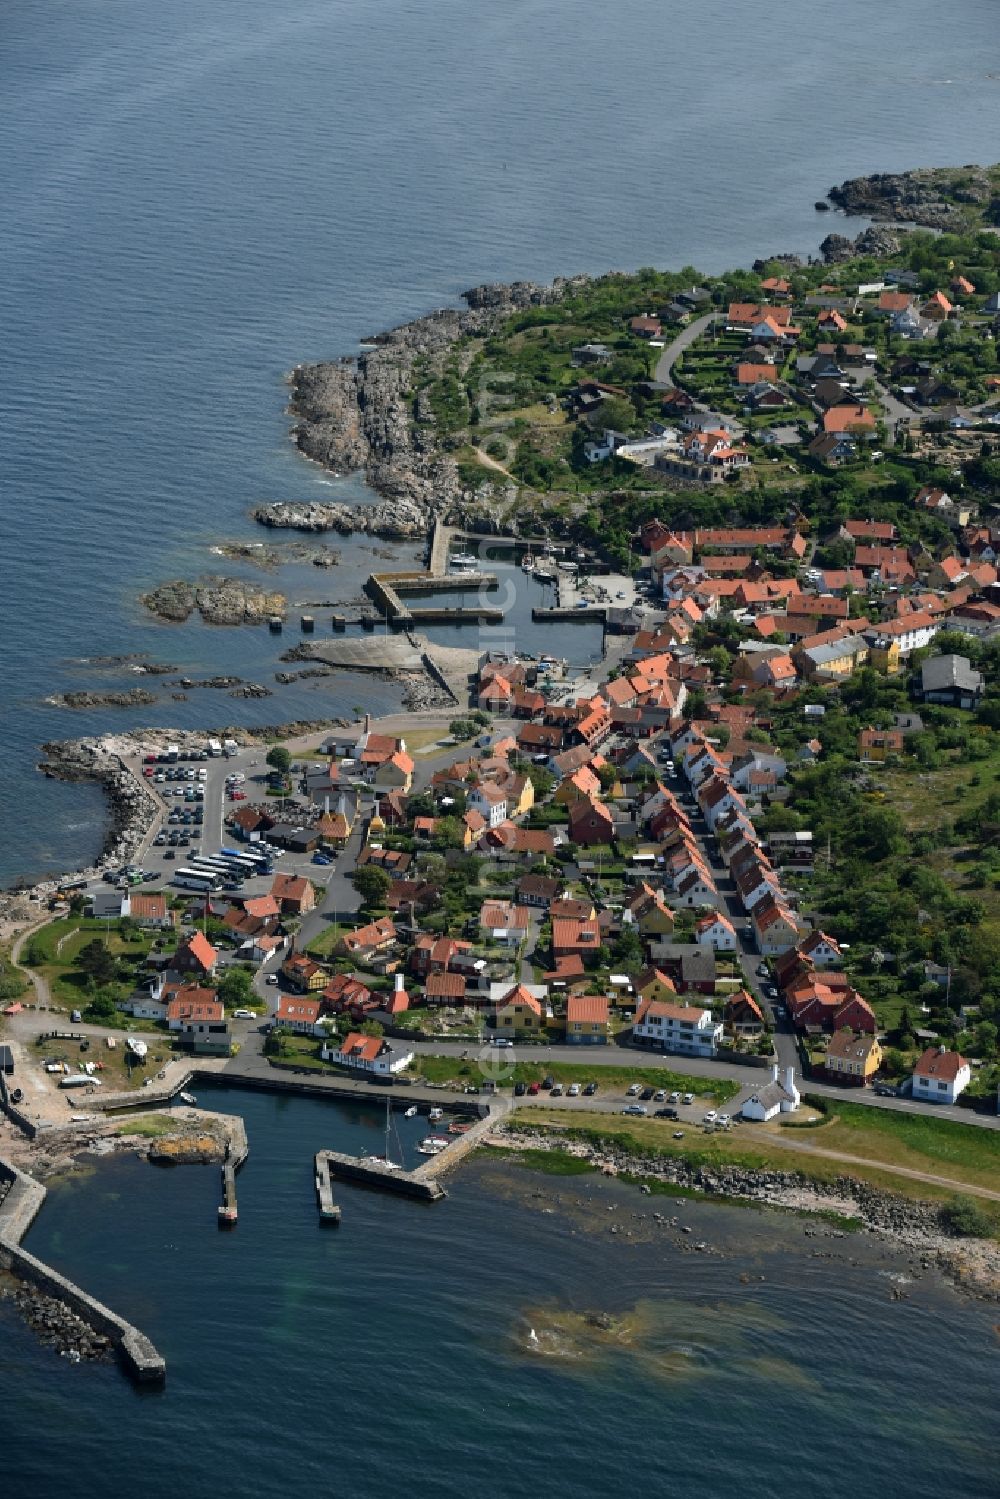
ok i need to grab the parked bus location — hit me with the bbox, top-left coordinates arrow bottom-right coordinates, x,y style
190,857 -> 235,879
172,868 -> 223,893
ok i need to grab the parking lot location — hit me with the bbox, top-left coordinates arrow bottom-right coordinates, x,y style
113,744 -> 342,902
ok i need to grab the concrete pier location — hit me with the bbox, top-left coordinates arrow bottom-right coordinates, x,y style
218,1118 -> 248,1227
316,1150 -> 446,1201
314,1155 -> 342,1223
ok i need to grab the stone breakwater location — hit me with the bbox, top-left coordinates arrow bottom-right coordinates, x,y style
286,276 -> 585,528
497,1127 -> 1000,1299
37,737 -> 160,877
0,1280 -> 113,1364
141,575 -> 288,625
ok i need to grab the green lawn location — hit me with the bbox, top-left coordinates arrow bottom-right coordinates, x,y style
802,1095 -> 1000,1193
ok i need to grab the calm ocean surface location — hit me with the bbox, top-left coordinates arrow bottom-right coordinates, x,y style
1,1085 -> 998,1498
2,0 -> 1000,884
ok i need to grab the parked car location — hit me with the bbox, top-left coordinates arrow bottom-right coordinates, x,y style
513,1081 -> 526,1097
717,1113 -> 731,1128
266,974 -> 279,986
542,1075 -> 555,1090
567,1083 -> 581,1097
640,1087 -> 655,1102
668,1090 -> 680,1103
622,1104 -> 648,1117
527,1082 -> 540,1096
873,1083 -> 897,1097
654,1106 -> 678,1120
583,1082 -> 597,1096
757,963 -> 769,977
682,1092 -> 694,1105
626,1083 -> 642,1097
654,1089 -> 667,1102
233,1009 -> 256,1020
703,1109 -> 718,1124
312,854 -> 332,866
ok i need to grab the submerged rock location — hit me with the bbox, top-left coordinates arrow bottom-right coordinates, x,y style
141,576 -> 287,626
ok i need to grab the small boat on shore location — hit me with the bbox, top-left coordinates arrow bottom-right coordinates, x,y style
179,1091 -> 197,1106
416,1135 -> 450,1155
448,1122 -> 472,1135
521,553 -> 535,572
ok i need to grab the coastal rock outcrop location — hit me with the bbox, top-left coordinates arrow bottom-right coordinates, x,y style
251,497 -> 426,538
287,275 -> 585,527
827,167 -> 995,230
47,688 -> 158,710
141,577 -> 287,626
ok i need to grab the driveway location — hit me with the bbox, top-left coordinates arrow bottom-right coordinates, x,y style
653,311 -> 716,387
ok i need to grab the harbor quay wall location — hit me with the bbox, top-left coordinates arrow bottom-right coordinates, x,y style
317,1149 -> 445,1201
0,1073 -> 39,1139
0,1155 -> 165,1385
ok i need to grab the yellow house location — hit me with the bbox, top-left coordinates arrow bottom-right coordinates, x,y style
866,639 -> 901,674
633,966 -> 677,1006
553,768 -> 602,806
858,728 -> 904,763
824,1028 -> 882,1082
281,953 -> 327,993
492,983 -> 545,1037
508,773 -> 535,819
628,882 -> 675,937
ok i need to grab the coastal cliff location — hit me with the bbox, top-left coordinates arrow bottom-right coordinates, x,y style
286,277 -> 584,531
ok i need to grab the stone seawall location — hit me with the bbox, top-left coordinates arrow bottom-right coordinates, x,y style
0,1154 -> 166,1385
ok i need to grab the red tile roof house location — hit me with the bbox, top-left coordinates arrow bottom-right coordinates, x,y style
166,988 -> 223,1031
172,931 -> 218,977
337,916 -> 397,962
911,1046 -> 971,1105
551,917 -> 603,963
568,797 -> 615,847
725,989 -> 765,1038
424,971 -> 467,1005
322,974 -> 374,1013
563,993 -> 610,1044
322,1031 -> 414,1075
269,874 -> 316,915
274,995 -> 325,1036
479,900 -> 530,947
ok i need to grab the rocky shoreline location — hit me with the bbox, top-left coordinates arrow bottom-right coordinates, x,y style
286,277 -> 584,532
825,166 -> 998,231
495,1126 -> 1000,1300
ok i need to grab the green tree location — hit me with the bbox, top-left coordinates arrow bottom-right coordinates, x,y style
77,938 -> 117,986
217,967 -> 256,1009
449,718 -> 476,741
266,746 -> 292,774
599,395 -> 637,434
352,866 -> 392,907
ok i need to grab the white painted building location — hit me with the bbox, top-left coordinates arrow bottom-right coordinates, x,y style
633,999 -> 722,1058
741,1066 -> 800,1122
911,1046 -> 971,1105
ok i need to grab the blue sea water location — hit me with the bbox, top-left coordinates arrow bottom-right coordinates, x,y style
2,0 -> 1000,884
1,1085 -> 999,1498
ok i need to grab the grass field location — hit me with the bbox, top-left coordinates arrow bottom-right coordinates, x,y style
798,1096 -> 1000,1194
25,916 -> 155,1012
33,1034 -> 161,1092
518,1105 -> 1000,1226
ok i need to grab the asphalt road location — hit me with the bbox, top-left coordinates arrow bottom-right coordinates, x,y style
654,312 -> 717,387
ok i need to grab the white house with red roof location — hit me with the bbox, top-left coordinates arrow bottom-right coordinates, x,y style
694,912 -> 738,951
911,1046 -> 970,1105
633,997 -> 722,1056
323,1031 -> 413,1075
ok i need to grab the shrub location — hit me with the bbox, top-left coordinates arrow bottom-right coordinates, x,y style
939,1196 -> 994,1239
